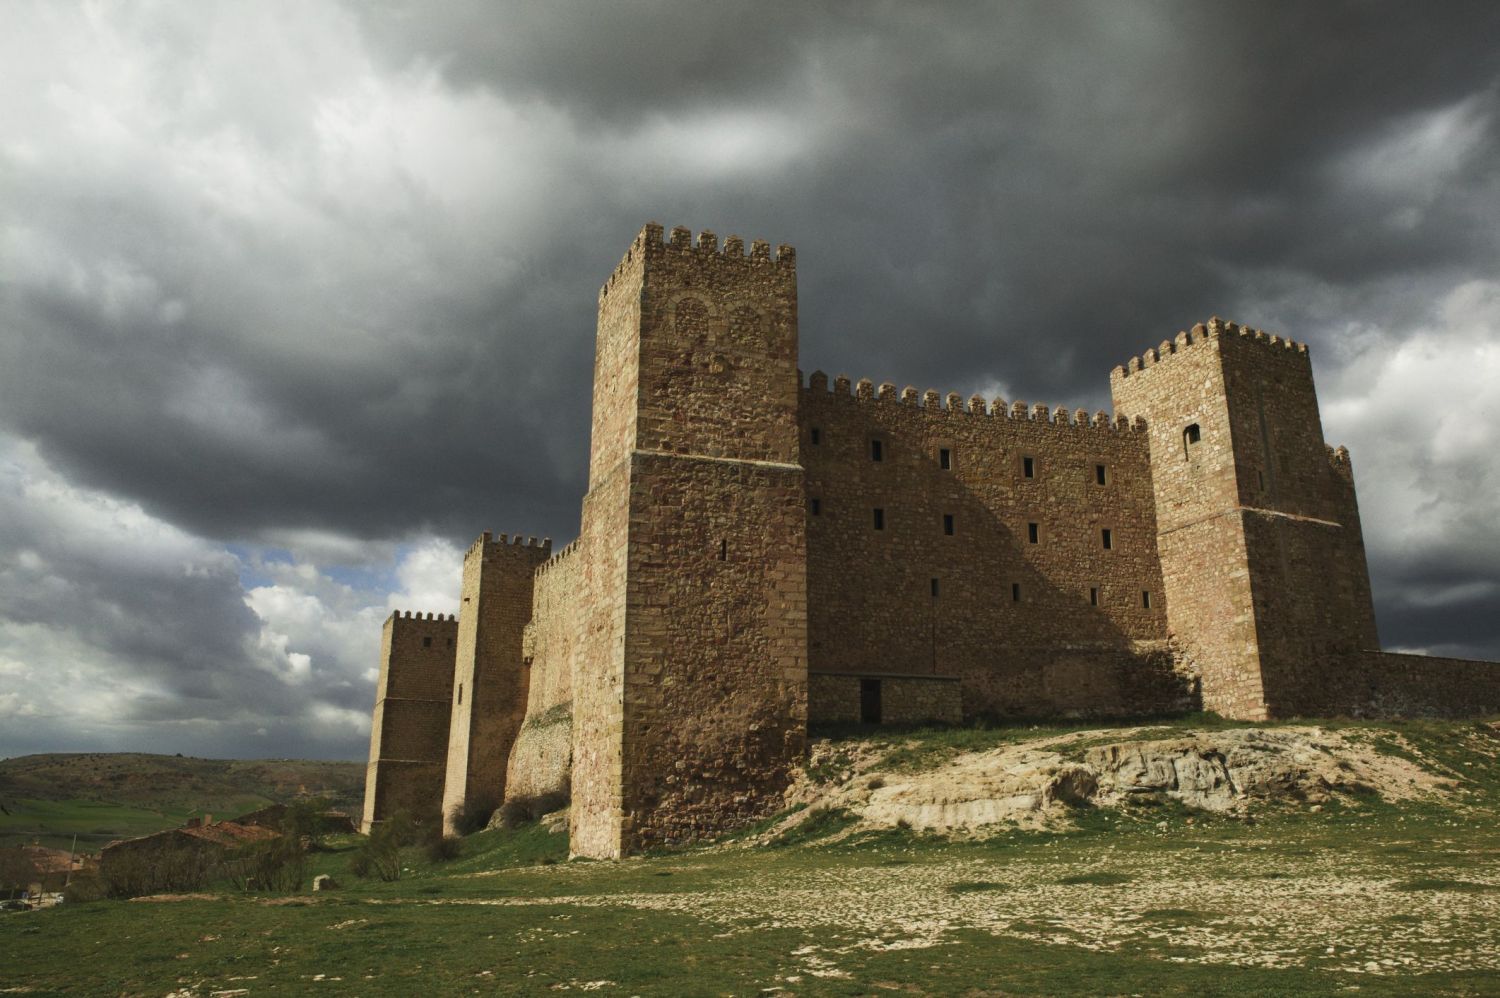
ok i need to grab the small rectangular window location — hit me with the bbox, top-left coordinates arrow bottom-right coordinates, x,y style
1142,590 -> 1152,609
810,426 -> 821,445
870,439 -> 883,462
1023,455 -> 1035,478
873,507 -> 885,530
1090,587 -> 1099,606
943,513 -> 955,536
810,498 -> 821,516
1027,522 -> 1039,544
1095,464 -> 1107,485
930,578 -> 940,598
939,447 -> 952,470
457,684 -> 463,706
718,539 -> 727,561
422,636 -> 432,648
1101,528 -> 1113,550
1012,582 -> 1022,603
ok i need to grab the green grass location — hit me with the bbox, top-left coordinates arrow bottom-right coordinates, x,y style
5,717 -> 1500,995
0,798 -> 209,851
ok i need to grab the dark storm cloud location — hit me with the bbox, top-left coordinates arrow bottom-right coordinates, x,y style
2,1 -> 1499,759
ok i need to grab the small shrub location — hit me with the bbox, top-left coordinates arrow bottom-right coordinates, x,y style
495,791 -> 569,830
352,812 -> 412,882
222,836 -> 307,894
866,777 -> 886,790
450,792 -> 502,837
947,880 -> 1006,894
424,834 -> 462,863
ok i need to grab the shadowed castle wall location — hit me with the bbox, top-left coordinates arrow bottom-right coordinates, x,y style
801,378 -> 1191,720
361,611 -> 457,832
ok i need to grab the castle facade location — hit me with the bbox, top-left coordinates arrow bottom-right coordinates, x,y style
362,223 -> 1500,858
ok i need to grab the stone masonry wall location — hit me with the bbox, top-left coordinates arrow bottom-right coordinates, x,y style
361,611 -> 457,832
440,533 -> 551,835
809,673 -> 963,725
569,223 -> 809,856
1111,319 -> 1382,719
801,376 -> 1182,720
506,539 -> 583,805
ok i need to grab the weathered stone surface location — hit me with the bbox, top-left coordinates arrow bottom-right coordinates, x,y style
362,224 -> 1500,860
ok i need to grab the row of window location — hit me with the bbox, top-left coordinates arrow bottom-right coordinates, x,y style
809,427 -> 1114,485
814,503 -> 1118,549
919,579 -> 1153,608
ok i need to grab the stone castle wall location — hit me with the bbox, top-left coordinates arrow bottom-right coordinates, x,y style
364,223 -> 1500,859
440,533 -> 550,835
505,538 -> 583,805
361,611 -> 457,832
801,375 -> 1189,719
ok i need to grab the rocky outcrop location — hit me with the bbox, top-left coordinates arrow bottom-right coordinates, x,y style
775,725 -> 1449,838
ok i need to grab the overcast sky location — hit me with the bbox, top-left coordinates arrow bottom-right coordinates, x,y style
2,1 -> 1498,762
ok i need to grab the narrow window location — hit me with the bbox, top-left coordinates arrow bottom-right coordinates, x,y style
1142,590 -> 1152,609
1090,587 -> 1100,606
939,447 -> 952,470
810,426 -> 821,445
1101,528 -> 1113,550
1012,582 -> 1022,603
1023,455 -> 1035,478
1095,464 -> 1107,485
943,513 -> 955,536
1027,522 -> 1039,544
718,539 -> 727,561
860,679 -> 882,724
870,439 -> 883,462
447,638 -> 453,648
1183,423 -> 1201,459
930,578 -> 940,598
1257,470 -> 1265,490
873,507 -> 885,530
457,684 -> 463,706
422,636 -> 432,648
810,497 -> 821,516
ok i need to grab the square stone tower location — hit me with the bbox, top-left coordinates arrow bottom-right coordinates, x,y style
1111,318 -> 1379,719
361,610 -> 457,832
570,223 -> 809,858
440,532 -> 551,835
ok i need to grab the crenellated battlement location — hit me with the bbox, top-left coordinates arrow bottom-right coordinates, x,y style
600,221 -> 795,301
535,537 -> 582,576
1111,317 -> 1309,382
386,609 -> 458,624
466,530 -> 553,558
802,369 -> 1147,433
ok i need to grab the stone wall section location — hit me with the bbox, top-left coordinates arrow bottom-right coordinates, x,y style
801,377 -> 1178,719
608,225 -> 808,855
440,532 -> 551,835
809,672 -> 962,725
505,539 -> 583,805
361,611 -> 457,832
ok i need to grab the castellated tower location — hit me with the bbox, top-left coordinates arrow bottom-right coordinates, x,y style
361,610 -> 458,832
1111,318 -> 1379,720
569,224 -> 808,858
440,532 -> 552,836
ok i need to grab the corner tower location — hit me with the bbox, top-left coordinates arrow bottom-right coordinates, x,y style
571,224 -> 808,857
1111,318 -> 1379,719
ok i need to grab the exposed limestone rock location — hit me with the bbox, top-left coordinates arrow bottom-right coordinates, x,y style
770,726 -> 1450,839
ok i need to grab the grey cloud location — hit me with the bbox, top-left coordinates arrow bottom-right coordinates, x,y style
2,1 -> 1499,759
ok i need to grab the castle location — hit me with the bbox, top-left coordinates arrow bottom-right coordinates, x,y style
362,222 -> 1500,858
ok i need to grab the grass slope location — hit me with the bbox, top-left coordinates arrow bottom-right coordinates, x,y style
0,753 -> 364,851
3,716 -> 1499,996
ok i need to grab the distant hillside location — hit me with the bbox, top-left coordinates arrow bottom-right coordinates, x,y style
0,753 -> 365,851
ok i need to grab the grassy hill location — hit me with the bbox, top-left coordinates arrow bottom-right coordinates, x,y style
4,715 -> 1499,994
0,752 -> 364,851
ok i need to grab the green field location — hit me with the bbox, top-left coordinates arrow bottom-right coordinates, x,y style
3,717 -> 1498,995
0,752 -> 364,851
